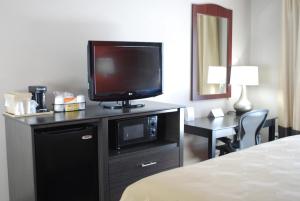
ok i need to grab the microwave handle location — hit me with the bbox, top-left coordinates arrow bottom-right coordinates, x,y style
140,161 -> 158,168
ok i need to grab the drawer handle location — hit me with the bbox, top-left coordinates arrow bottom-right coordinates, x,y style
81,135 -> 93,140
141,162 -> 157,168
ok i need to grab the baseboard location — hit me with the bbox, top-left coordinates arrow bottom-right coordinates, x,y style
278,126 -> 300,138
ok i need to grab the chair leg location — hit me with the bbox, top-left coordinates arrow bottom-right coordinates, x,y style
256,134 -> 262,145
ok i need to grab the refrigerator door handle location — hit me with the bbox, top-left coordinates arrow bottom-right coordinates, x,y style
81,135 -> 93,140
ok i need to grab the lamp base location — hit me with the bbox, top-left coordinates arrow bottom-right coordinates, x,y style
233,85 -> 252,115
234,108 -> 252,115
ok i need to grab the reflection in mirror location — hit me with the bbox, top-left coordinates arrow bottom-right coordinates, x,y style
207,66 -> 227,93
197,14 -> 228,95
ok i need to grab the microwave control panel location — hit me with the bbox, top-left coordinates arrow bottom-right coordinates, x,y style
148,116 -> 158,137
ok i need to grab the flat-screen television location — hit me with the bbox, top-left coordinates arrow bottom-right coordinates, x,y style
87,41 -> 163,103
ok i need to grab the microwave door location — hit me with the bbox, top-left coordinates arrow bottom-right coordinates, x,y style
119,123 -> 147,147
123,124 -> 145,141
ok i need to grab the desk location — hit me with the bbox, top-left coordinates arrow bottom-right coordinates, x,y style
184,113 -> 277,159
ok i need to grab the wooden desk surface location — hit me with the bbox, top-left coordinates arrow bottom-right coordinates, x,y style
184,112 -> 277,159
184,113 -> 277,131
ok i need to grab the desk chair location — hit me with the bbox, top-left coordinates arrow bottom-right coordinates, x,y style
217,109 -> 269,155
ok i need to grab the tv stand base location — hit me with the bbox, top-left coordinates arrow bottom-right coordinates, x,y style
102,100 -> 145,109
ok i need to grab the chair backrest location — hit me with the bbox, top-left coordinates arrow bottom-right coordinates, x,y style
237,109 -> 269,149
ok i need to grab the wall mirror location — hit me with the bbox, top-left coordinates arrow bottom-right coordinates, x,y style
191,4 -> 232,100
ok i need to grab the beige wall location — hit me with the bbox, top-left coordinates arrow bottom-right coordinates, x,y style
248,0 -> 281,118
0,0 -> 252,200
246,0 -> 281,143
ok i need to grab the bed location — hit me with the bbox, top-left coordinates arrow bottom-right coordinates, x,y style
120,135 -> 300,201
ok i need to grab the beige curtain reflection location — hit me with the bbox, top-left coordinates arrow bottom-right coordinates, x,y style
279,0 -> 300,135
197,15 -> 220,94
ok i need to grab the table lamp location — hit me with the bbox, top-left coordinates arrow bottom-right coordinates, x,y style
230,66 -> 259,114
207,66 -> 227,93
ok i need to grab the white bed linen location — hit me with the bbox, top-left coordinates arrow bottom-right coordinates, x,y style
121,135 -> 300,201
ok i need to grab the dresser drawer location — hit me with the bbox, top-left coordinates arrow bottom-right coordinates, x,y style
109,145 -> 180,200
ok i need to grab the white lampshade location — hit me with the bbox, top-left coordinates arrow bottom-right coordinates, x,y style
230,66 -> 259,85
207,66 -> 227,84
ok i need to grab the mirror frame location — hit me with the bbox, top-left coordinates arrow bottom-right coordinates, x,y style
191,4 -> 232,100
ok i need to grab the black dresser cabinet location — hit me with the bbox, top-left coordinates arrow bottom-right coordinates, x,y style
4,101 -> 184,201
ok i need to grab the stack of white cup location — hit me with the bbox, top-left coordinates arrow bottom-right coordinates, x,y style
54,96 -> 64,112
77,95 -> 85,110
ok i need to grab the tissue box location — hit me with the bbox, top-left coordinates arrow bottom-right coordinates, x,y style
4,92 -> 32,115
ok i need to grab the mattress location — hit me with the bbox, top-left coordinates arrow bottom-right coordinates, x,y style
120,135 -> 300,201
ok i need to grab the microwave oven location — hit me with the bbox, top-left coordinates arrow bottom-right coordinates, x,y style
109,116 -> 158,150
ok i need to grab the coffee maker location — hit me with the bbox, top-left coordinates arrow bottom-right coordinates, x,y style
28,86 -> 48,112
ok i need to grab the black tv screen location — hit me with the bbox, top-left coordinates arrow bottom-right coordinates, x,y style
88,41 -> 163,101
